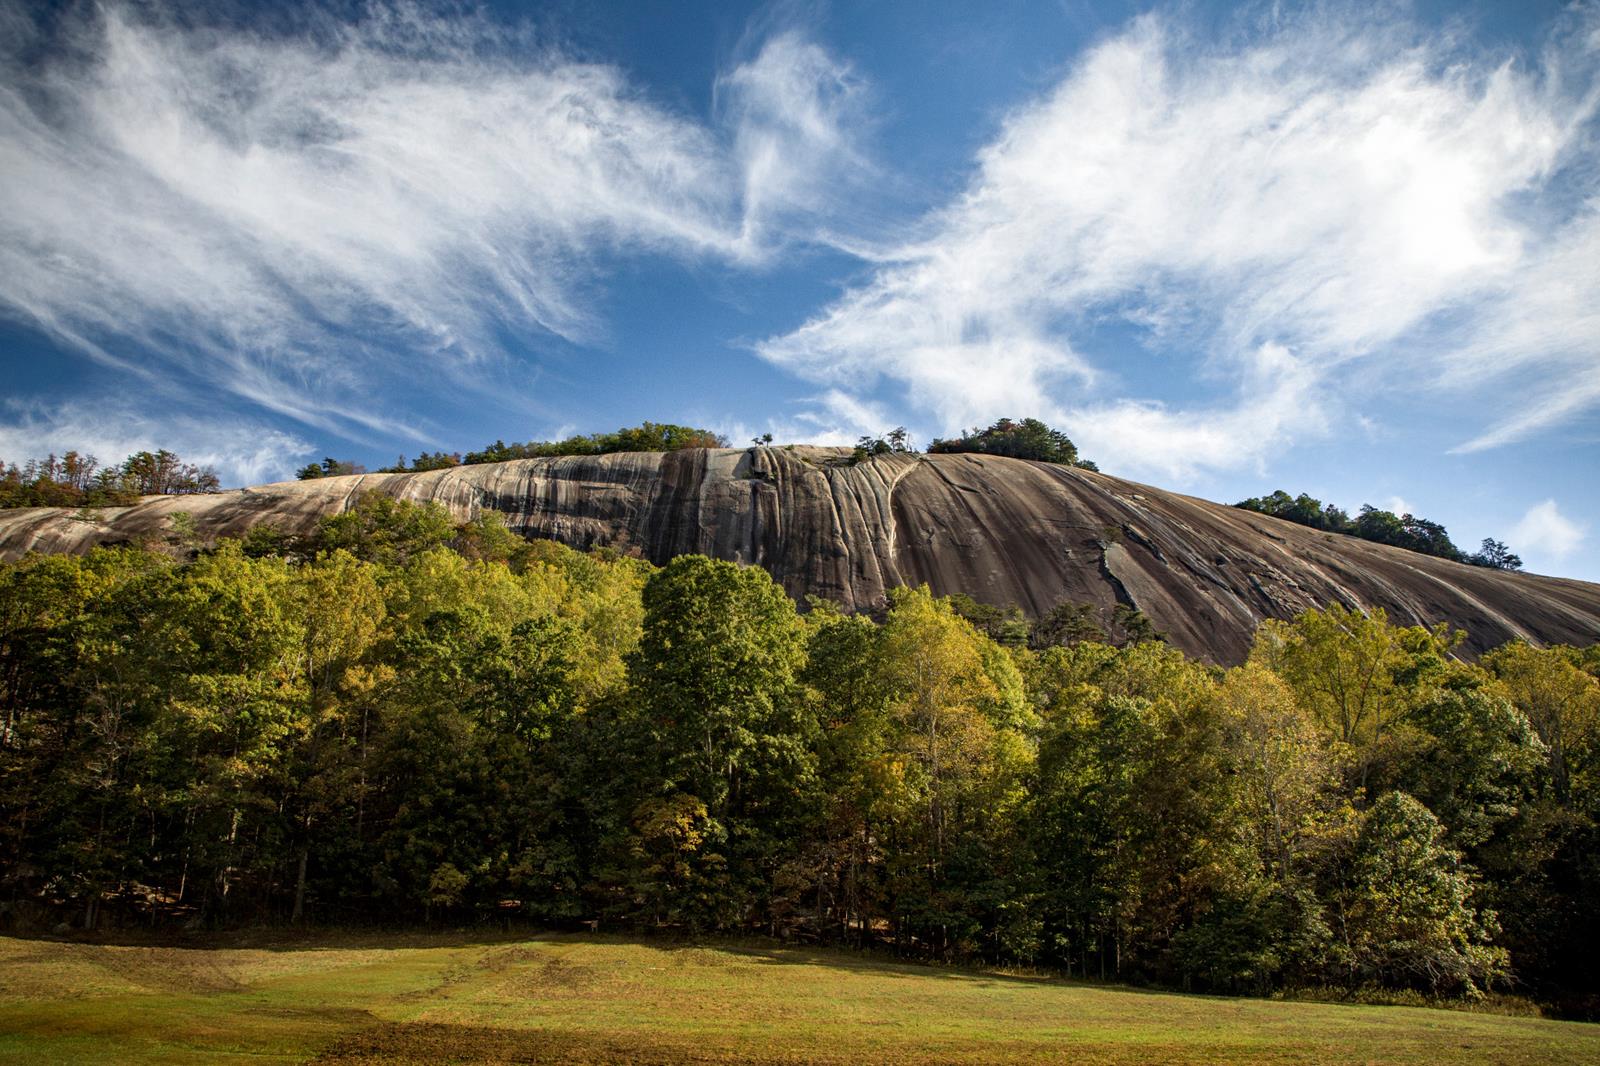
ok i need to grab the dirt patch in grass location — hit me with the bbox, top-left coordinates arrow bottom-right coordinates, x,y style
530,956 -> 597,993
304,1020 -> 1349,1066
668,947 -> 733,969
313,1021 -> 719,1065
89,946 -> 249,995
242,1005 -> 376,1024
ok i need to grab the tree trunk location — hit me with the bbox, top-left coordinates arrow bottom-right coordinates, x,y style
291,848 -> 308,924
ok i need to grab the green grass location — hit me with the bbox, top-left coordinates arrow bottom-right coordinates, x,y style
0,932 -> 1595,1064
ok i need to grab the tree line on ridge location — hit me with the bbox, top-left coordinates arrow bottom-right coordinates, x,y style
1235,490 -> 1522,570
1,422 -> 1522,579
0,450 -> 219,509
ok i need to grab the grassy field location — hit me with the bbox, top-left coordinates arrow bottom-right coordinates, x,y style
0,932 -> 1596,1064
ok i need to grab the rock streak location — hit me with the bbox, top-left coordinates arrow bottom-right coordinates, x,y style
3,447 -> 1596,663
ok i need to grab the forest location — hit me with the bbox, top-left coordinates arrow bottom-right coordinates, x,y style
311,422 -> 732,477
1,495 -> 1596,1018
927,416 -> 1099,469
318,417 -> 1101,479
0,449 -> 219,509
1235,489 -> 1522,570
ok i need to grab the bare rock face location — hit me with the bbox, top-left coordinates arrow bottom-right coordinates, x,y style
2,446 -> 1596,664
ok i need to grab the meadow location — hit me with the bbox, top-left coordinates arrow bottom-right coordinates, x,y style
1,932 -> 1596,1065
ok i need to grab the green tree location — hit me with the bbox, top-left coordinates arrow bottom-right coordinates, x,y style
1,448 -> 217,507
1479,643 -> 1600,1008
121,450 -> 220,495
1251,605 -> 1459,790
791,613 -> 893,942
1218,663 -> 1344,880
1483,642 -> 1600,803
1335,792 -> 1506,995
870,588 -> 1032,955
1235,490 -> 1351,532
450,511 -> 525,564
313,494 -> 456,567
296,457 -> 366,480
1028,641 -> 1236,982
281,549 -> 386,922
1375,688 -> 1545,852
1029,601 -> 1105,649
618,556 -> 813,926
927,417 -> 1088,466
1172,664 -> 1348,991
632,556 -> 808,814
380,451 -> 461,473
0,549 -> 176,925
370,574 -> 585,921
463,422 -> 726,464
1468,538 -> 1522,571
944,593 -> 1030,648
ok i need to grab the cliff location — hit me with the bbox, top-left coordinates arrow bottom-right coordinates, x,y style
2,446 -> 1596,664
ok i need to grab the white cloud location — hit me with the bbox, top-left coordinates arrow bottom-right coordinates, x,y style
716,31 -> 873,254
0,399 -> 311,487
1510,499 -> 1587,561
1067,342 -> 1325,481
1448,203 -> 1600,452
715,389 -> 894,449
0,2 -> 860,441
756,7 -> 1599,478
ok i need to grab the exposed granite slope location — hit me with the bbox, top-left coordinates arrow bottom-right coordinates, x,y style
2,446 -> 1596,663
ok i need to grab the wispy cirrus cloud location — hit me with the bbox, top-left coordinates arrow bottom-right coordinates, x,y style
1069,342 -> 1326,482
1447,202 -> 1600,452
0,398 -> 311,487
714,388 -> 900,451
716,30 -> 873,255
0,2 -> 861,441
756,6 -> 1600,479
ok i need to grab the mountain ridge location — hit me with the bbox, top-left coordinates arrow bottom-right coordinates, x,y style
2,445 -> 1595,664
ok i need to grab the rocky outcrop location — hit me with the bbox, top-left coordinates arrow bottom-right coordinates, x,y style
2,446 -> 1596,664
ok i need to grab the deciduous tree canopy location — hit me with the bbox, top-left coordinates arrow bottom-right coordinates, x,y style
1,449 -> 219,507
464,422 -> 727,465
1,507 -> 1595,1013
1235,490 -> 1521,570
928,417 -> 1097,469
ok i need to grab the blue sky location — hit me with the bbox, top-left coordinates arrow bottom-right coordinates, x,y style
1,0 -> 1597,580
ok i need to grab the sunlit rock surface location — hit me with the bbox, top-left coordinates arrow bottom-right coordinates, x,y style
3,446 -> 1596,664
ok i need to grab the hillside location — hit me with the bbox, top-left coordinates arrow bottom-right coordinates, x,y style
1,446 -> 1596,663
3,933 -> 1597,1065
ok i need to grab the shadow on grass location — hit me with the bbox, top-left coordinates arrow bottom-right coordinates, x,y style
0,925 -> 535,954
2,923 -> 1174,1001
311,1020 -> 759,1066
0,925 -> 1546,1018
